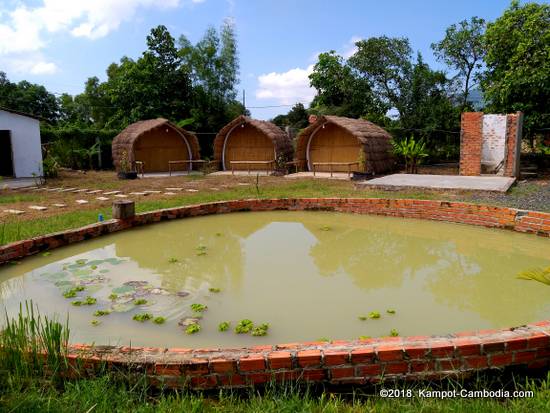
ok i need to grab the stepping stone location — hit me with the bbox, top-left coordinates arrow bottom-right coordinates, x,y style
4,209 -> 25,215
76,199 -> 89,204
103,191 -> 121,195
164,192 -> 176,195
210,188 -> 220,191
28,205 -> 48,211
61,187 -> 78,192
238,183 -> 250,186
186,189 -> 199,192
53,203 -> 66,208
46,187 -> 62,192
96,197 -> 109,201
86,190 -> 102,194
143,190 -> 161,194
129,192 -> 148,196
114,194 -> 128,198
165,187 -> 184,191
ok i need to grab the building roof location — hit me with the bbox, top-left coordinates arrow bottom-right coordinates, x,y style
0,106 -> 43,121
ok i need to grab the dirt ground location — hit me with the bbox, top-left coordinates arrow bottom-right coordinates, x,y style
1,167 -> 549,222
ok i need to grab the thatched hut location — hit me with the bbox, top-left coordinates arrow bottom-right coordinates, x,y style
213,115 -> 293,171
295,116 -> 395,174
112,118 -> 200,173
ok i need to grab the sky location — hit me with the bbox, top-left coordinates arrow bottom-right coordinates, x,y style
0,0 -> 539,120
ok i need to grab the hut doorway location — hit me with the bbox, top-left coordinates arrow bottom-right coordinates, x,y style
222,124 -> 275,171
0,130 -> 14,177
306,123 -> 361,172
134,128 -> 191,173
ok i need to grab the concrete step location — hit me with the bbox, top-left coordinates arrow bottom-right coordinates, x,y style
520,171 -> 538,178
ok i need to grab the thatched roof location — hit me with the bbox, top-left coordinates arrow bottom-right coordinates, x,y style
112,118 -> 200,170
295,115 -> 395,174
213,115 -> 293,164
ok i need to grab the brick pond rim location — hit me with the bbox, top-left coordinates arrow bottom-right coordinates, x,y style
1,198 -> 549,389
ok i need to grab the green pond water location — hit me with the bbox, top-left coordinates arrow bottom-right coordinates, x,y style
1,211 -> 549,348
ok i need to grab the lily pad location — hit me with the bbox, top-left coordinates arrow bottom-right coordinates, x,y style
112,285 -> 135,295
111,302 -> 135,313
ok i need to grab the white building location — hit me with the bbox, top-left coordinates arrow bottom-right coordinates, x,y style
0,107 -> 43,178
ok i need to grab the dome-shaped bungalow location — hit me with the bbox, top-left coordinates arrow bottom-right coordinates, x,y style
112,118 -> 200,173
295,116 -> 395,174
213,115 -> 293,172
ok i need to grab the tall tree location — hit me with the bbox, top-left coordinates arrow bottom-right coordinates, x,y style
482,0 -> 550,138
431,17 -> 486,109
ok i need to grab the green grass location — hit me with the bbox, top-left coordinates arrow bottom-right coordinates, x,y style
0,181 -> 436,246
0,193 -> 41,204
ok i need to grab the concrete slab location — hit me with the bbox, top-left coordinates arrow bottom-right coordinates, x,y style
3,209 -> 25,215
209,170 -> 273,177
0,178 -> 37,189
75,199 -> 89,204
285,172 -> 352,180
28,205 -> 48,211
357,174 -> 516,193
53,203 -> 66,208
96,197 -> 109,201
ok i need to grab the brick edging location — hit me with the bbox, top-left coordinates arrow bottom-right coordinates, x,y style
2,198 -> 550,388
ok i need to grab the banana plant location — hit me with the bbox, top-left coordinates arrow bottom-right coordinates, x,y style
391,136 -> 429,174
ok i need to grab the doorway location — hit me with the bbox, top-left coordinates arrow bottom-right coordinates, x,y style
0,130 -> 14,177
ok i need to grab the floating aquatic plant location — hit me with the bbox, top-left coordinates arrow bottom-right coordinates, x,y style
91,320 -> 101,326
42,251 -> 51,257
91,265 -> 97,270
218,321 -> 230,332
386,309 -> 396,314
196,245 -> 208,256
320,226 -> 331,231
185,323 -> 201,334
389,329 -> 399,337
358,315 -> 367,321
358,335 -> 372,340
517,267 -> 550,286
72,296 -> 96,306
108,293 -> 118,300
215,232 -> 222,237
153,317 -> 166,325
168,257 -> 179,263
190,303 -> 207,313
251,323 -> 269,337
62,286 -> 85,298
93,310 -> 111,317
132,313 -> 152,322
209,287 -> 221,293
76,259 -> 87,266
368,311 -> 381,319
134,299 -> 148,305
234,319 -> 254,334
317,337 -> 330,342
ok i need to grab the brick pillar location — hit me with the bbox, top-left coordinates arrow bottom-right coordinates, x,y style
503,112 -> 523,177
459,112 -> 483,176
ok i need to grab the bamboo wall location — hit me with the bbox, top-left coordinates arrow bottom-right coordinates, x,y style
308,124 -> 362,172
134,128 -> 190,172
223,124 -> 275,170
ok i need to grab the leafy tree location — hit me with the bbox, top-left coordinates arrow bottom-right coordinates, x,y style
309,51 -> 384,118
0,72 -> 59,122
272,103 -> 309,130
482,0 -> 550,138
348,36 -> 413,118
431,17 -> 486,109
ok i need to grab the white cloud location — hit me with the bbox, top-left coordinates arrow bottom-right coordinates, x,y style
0,0 -> 183,74
342,35 -> 363,58
1,53 -> 59,75
256,65 -> 315,105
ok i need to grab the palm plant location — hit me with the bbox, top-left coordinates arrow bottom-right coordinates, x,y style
517,267 -> 550,286
391,136 -> 429,174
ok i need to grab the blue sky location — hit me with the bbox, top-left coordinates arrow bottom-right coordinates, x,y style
0,0 -> 537,120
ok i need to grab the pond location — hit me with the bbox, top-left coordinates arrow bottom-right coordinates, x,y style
1,211 -> 549,348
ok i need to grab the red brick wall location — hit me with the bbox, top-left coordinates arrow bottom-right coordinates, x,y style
2,198 -> 550,389
460,112 -> 483,176
504,112 -> 523,177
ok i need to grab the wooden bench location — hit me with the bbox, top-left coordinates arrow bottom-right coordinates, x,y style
168,160 -> 207,176
286,160 -> 307,173
312,162 -> 360,177
229,160 -> 275,175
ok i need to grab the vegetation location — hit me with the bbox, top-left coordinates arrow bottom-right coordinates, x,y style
391,136 -> 429,174
218,321 -> 230,332
93,310 -> 111,317
517,267 -> 550,286
209,287 -> 221,293
251,323 -> 269,337
190,304 -> 207,313
368,311 -> 381,320
185,323 -> 201,334
132,313 -> 153,322
153,317 -> 166,325
234,319 -> 254,334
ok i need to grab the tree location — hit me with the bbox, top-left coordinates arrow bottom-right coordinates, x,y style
309,51 -> 384,118
272,103 -> 309,130
482,0 -> 550,138
0,71 -> 59,122
348,36 -> 413,118
431,17 -> 486,109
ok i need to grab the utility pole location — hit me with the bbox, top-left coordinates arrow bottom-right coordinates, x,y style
242,89 -> 246,114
